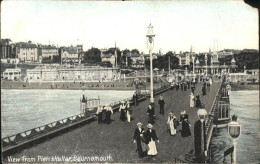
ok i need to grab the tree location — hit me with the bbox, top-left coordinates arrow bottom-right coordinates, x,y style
145,53 -> 179,70
131,49 -> 140,55
101,61 -> 112,67
53,55 -> 61,63
83,47 -> 101,64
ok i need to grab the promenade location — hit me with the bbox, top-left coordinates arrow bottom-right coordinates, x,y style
4,82 -> 221,163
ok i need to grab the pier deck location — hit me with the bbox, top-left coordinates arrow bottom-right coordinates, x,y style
4,82 -> 221,163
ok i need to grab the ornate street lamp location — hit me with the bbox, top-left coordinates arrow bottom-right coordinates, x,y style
197,108 -> 208,158
205,54 -> 208,76
192,56 -> 195,75
228,115 -> 241,164
146,23 -> 155,103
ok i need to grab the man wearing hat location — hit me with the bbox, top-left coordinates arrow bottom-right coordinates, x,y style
146,123 -> 159,159
158,96 -> 165,116
133,122 -> 147,158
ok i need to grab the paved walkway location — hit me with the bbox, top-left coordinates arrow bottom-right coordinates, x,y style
6,82 -> 221,163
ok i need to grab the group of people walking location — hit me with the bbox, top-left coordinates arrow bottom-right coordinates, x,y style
96,105 -> 113,124
133,122 -> 159,159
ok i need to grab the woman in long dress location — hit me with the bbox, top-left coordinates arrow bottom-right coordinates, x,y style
119,101 -> 127,121
126,101 -> 131,122
105,105 -> 113,124
146,123 -> 159,159
181,118 -> 191,138
96,105 -> 103,124
190,93 -> 195,108
167,112 -> 177,136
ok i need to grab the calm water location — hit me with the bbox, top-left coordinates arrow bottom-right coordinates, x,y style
210,90 -> 260,163
1,89 -> 134,138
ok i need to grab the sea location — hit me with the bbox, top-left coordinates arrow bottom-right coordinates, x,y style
210,90 -> 260,163
1,89 -> 134,138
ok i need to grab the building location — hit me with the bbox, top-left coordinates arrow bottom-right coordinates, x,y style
126,52 -> 145,68
38,44 -> 59,63
16,41 -> 38,63
60,46 -> 79,65
194,50 -> 238,75
177,51 -> 191,66
2,68 -> 21,80
100,49 -> 116,67
0,39 -> 16,59
26,66 -> 120,82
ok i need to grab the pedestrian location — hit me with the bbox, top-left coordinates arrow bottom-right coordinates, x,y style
191,86 -> 195,94
119,101 -> 127,121
187,80 -> 190,89
167,112 -> 178,136
133,92 -> 138,106
207,81 -> 211,92
180,82 -> 183,90
195,94 -> 201,108
181,116 -> 191,138
105,105 -> 113,124
133,122 -> 148,158
126,101 -> 131,123
147,104 -> 155,124
158,96 -> 165,116
202,85 -> 206,95
176,83 -> 179,91
184,83 -> 187,91
101,105 -> 107,123
180,110 -> 188,123
96,105 -> 103,124
146,123 -> 159,160
190,92 -> 195,108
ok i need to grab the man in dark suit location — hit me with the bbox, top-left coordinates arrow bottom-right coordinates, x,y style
133,122 -> 147,158
158,96 -> 165,116
133,92 -> 138,106
147,104 -> 155,124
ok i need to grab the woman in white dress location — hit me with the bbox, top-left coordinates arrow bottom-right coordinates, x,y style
167,112 -> 177,136
146,123 -> 159,159
126,101 -> 131,122
190,92 -> 195,108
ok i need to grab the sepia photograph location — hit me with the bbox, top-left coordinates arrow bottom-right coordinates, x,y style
1,0 -> 259,163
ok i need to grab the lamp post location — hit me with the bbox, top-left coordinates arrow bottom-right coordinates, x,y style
192,56 -> 195,75
146,23 -> 155,104
205,54 -> 208,76
197,108 -> 208,160
228,115 -> 241,164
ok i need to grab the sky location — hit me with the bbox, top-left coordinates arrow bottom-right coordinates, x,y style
1,0 -> 258,54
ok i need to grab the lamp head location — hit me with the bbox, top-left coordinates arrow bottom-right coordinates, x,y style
228,120 -> 241,139
197,108 -> 207,120
146,23 -> 155,38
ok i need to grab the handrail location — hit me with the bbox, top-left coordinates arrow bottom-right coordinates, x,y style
2,85 -> 170,149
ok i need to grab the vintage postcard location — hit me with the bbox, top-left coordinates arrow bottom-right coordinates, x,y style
1,0 -> 259,163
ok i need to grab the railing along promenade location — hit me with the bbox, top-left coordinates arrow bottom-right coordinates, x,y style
2,84 -> 170,156
204,80 -> 228,162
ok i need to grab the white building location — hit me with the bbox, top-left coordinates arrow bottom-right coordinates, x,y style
3,68 -> 21,80
26,66 -> 120,82
101,53 -> 116,67
38,45 -> 59,62
61,46 -> 79,64
16,41 -> 38,63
